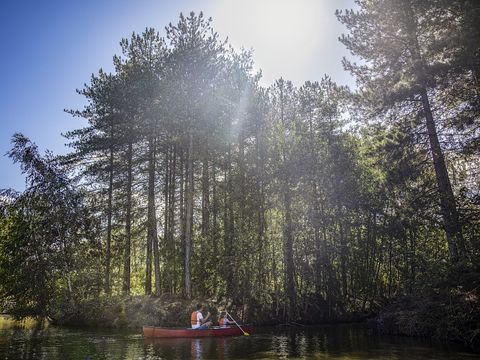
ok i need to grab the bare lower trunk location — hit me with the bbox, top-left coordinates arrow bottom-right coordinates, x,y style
224,143 -> 235,297
283,183 -> 296,320
145,137 -> 154,295
255,120 -> 267,292
184,132 -> 194,299
162,147 -> 170,292
153,212 -> 161,296
123,141 -> 133,295
420,88 -> 465,262
166,145 -> 177,294
146,135 -> 160,296
105,145 -> 113,295
339,221 -> 348,298
179,149 -> 185,294
201,150 -> 210,237
212,161 -> 218,290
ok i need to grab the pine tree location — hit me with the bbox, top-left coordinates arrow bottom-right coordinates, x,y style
337,0 -> 469,262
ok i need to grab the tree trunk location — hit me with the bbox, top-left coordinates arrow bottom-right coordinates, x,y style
420,88 -> 465,262
153,209 -> 161,296
339,221 -> 348,298
105,143 -> 113,295
224,142 -> 235,297
404,4 -> 466,262
211,160 -> 218,291
162,146 -> 170,293
283,182 -> 296,320
255,129 -> 266,292
145,136 -> 155,295
167,144 -> 177,294
179,149 -> 185,295
312,183 -> 323,297
238,129 -> 246,227
123,141 -> 133,295
146,135 -> 161,296
201,152 -> 210,237
184,132 -> 194,299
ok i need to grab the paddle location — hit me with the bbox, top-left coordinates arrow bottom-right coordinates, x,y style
225,311 -> 250,336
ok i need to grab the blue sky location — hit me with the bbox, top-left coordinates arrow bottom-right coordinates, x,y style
0,0 -> 355,191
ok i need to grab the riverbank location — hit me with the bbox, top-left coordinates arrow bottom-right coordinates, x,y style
373,263 -> 480,352
373,288 -> 480,351
51,295 -> 245,329
44,285 -> 478,352
5,262 -> 478,352
51,294 -> 370,329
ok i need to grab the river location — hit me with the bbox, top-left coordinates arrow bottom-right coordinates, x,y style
0,317 -> 477,359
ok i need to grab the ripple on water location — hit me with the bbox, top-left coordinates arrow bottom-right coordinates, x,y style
0,321 -> 478,360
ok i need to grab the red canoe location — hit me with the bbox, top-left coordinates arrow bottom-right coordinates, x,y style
143,325 -> 253,338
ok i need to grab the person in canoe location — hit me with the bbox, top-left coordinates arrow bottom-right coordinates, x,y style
191,304 -> 212,329
218,311 -> 234,327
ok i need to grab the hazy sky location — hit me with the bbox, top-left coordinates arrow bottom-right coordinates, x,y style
0,0 -> 355,190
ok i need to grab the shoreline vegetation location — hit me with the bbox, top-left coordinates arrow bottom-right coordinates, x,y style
1,1 -> 479,356
3,268 -> 479,352
1,257 -> 479,350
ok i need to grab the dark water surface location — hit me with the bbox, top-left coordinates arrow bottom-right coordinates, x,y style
0,320 -> 478,359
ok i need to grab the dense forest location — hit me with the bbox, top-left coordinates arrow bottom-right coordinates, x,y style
1,0 -> 479,347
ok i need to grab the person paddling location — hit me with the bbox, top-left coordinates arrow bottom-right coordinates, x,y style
191,304 -> 212,329
218,311 -> 234,327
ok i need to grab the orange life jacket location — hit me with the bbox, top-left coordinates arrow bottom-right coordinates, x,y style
191,311 -> 199,326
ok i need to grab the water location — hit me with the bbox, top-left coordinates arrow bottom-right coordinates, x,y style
0,318 -> 478,359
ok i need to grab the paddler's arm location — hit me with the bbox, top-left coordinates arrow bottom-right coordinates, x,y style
202,311 -> 211,323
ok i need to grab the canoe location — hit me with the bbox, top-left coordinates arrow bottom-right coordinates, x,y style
143,325 -> 253,338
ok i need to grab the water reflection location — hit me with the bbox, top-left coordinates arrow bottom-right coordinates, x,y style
0,317 -> 478,360
143,337 -> 238,359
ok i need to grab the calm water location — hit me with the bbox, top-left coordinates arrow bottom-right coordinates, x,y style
0,319 -> 478,360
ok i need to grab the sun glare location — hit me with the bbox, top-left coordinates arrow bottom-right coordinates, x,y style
208,0 -> 333,85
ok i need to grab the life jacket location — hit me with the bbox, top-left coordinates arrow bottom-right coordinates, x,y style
191,311 -> 200,327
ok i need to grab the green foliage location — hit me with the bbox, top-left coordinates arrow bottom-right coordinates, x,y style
0,134 -> 96,318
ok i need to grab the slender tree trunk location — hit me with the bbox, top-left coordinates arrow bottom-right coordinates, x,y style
224,142 -> 235,297
201,150 -> 210,237
184,131 -> 194,299
339,221 -> 348,298
283,182 -> 296,320
420,88 -> 465,262
238,130 -> 247,300
162,146 -> 170,292
307,112 -> 323,298
153,210 -> 161,296
238,129 -> 246,226
149,138 -> 161,296
312,183 -> 323,297
212,160 -> 218,291
278,82 -> 296,320
105,143 -> 114,295
272,238 -> 280,319
164,147 -> 170,259
255,130 -> 266,291
123,141 -> 133,295
409,227 -> 416,292
146,135 -> 160,296
167,144 -> 177,294
178,149 -> 185,294
404,5 -> 465,262
145,136 -> 155,295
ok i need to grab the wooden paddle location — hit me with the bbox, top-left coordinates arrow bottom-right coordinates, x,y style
225,311 -> 249,336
